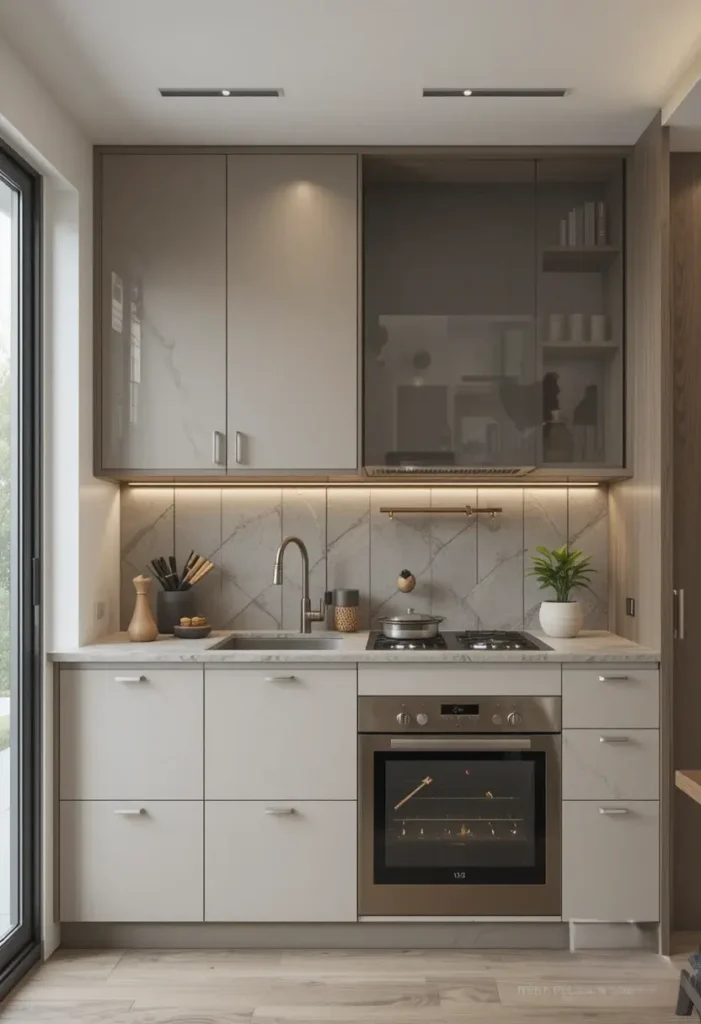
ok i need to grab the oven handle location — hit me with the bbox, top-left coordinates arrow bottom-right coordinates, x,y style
389,737 -> 532,751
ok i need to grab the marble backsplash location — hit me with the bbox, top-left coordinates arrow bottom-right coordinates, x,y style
120,486 -> 609,633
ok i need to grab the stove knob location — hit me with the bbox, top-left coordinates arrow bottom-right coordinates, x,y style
416,712 -> 429,726
507,711 -> 522,726
491,713 -> 502,725
396,712 -> 412,726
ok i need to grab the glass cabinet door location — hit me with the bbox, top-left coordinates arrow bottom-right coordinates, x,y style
363,159 -> 538,469
536,158 -> 625,467
374,751 -> 546,885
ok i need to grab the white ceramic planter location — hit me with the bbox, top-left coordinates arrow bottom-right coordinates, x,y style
539,600 -> 584,639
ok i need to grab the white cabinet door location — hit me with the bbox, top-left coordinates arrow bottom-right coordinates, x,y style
205,667 -> 356,799
562,667 -> 659,727
205,801 -> 356,922
60,668 -> 203,800
562,801 -> 659,922
60,801 -> 203,922
227,155 -> 358,471
563,729 -> 659,800
101,154 -> 227,473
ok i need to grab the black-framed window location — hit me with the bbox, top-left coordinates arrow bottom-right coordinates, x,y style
0,140 -> 41,996
373,751 -> 546,885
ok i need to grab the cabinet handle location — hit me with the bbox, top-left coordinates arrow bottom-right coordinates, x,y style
114,675 -> 147,684
599,735 -> 630,744
212,431 -> 226,466
674,588 -> 686,640
264,675 -> 297,683
598,807 -> 629,815
235,431 -> 244,465
598,674 -> 629,682
114,808 -> 146,817
264,807 -> 296,816
390,737 -> 531,751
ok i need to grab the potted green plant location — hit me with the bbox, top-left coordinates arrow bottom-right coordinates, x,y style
527,545 -> 596,638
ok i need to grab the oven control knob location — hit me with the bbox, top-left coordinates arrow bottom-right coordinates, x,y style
507,711 -> 523,726
491,713 -> 502,725
416,713 -> 429,726
396,712 -> 412,725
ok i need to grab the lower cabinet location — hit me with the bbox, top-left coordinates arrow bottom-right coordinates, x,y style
205,801 -> 357,922
562,800 -> 659,922
60,801 -> 204,922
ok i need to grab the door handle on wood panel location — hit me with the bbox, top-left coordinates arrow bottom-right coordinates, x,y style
599,735 -> 631,744
114,675 -> 147,683
212,431 -> 226,466
114,808 -> 146,817
598,807 -> 629,816
674,588 -> 686,640
390,737 -> 532,751
598,674 -> 629,682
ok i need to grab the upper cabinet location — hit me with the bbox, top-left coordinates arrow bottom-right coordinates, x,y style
100,155 -> 227,473
226,155 -> 358,472
363,155 -> 624,472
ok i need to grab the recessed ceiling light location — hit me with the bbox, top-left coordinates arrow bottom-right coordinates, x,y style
423,88 -> 569,98
159,88 -> 284,98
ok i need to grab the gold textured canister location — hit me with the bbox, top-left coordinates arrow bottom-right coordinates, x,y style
333,589 -> 359,632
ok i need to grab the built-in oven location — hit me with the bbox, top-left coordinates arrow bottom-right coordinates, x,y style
358,695 -> 561,917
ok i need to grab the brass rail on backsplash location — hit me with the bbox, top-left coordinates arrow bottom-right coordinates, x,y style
380,506 -> 502,519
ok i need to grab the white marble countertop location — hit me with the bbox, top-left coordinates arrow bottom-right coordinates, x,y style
48,629 -> 660,664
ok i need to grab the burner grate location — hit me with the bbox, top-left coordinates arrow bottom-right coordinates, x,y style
454,631 -> 542,651
371,633 -> 447,651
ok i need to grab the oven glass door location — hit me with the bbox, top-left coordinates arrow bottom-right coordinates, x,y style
374,748 -> 545,886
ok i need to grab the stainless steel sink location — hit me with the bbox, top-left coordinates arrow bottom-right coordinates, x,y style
212,635 -> 344,651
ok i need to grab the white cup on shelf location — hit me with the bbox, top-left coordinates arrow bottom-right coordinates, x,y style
548,313 -> 566,343
569,313 -> 585,343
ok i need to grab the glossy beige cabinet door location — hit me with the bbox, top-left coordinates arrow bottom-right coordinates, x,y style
205,801 -> 357,921
60,801 -> 204,922
101,155 -> 227,472
226,155 -> 358,471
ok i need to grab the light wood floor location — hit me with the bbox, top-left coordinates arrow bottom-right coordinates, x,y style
0,947 -> 688,1023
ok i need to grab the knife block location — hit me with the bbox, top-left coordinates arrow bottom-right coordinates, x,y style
157,589 -> 195,635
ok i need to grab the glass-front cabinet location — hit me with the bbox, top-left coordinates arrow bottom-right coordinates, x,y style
363,156 -> 624,471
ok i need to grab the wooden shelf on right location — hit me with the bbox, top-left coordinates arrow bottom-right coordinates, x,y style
541,342 -> 620,360
541,246 -> 621,272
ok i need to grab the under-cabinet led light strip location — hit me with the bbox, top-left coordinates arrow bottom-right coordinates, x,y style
126,481 -> 601,489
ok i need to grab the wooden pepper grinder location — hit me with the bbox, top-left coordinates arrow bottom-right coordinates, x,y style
127,575 -> 158,642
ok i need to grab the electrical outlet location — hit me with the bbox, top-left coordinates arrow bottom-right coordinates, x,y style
96,600 -> 107,622
625,597 -> 636,617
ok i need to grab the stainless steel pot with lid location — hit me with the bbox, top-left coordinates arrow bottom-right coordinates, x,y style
377,608 -> 445,640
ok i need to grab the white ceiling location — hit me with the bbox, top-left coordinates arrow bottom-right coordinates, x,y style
1,0 -> 700,146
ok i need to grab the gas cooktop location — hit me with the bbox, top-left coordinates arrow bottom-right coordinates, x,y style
367,630 -> 551,652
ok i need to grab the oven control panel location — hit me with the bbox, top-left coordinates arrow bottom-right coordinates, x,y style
358,695 -> 561,734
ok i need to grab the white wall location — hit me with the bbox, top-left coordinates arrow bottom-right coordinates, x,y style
0,28 -> 120,957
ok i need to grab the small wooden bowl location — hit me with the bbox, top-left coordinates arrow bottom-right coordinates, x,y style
173,624 -> 213,640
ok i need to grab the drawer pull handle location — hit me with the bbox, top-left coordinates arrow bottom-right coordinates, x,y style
598,807 -> 629,815
599,735 -> 630,744
264,675 -> 297,683
264,807 -> 296,816
114,808 -> 146,817
598,674 -> 629,682
114,675 -> 147,684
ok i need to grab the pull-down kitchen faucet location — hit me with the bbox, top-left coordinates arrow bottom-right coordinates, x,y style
272,536 -> 326,634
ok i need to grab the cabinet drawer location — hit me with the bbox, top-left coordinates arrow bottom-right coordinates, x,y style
562,667 -> 659,727
359,664 -> 561,697
563,730 -> 659,800
205,801 -> 356,922
205,668 -> 356,799
60,668 -> 203,799
60,801 -> 203,922
562,801 -> 659,922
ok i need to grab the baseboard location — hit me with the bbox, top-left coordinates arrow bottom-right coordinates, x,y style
569,921 -> 660,951
61,921 -> 570,950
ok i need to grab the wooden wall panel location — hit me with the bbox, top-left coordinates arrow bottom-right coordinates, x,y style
670,153 -> 701,932
608,113 -> 672,946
